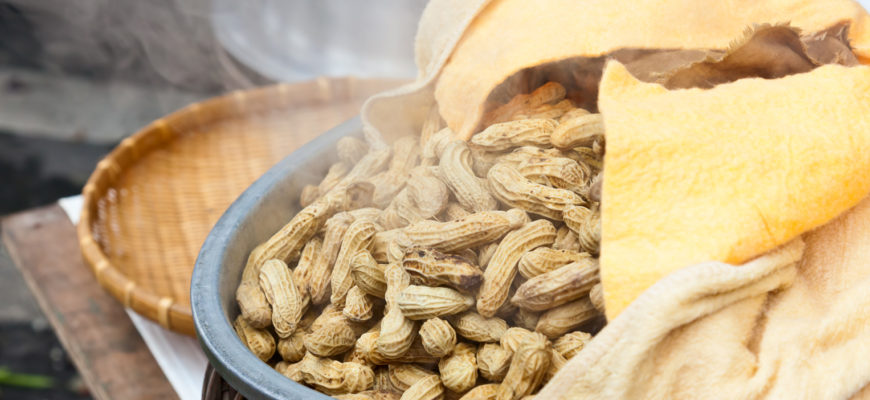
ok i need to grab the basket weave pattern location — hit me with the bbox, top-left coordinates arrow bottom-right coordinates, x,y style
78,78 -> 400,335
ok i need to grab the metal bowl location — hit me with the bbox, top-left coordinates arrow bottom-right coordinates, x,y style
191,117 -> 361,400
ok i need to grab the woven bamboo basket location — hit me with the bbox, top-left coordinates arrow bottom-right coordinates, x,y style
77,77 -> 401,336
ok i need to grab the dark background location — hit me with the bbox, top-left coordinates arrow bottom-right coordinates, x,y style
0,1 -> 265,398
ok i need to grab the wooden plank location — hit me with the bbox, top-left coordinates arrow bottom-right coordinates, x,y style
1,204 -> 179,400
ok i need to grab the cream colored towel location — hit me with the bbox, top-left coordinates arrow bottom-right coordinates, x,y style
539,197 -> 870,399
361,0 -> 870,398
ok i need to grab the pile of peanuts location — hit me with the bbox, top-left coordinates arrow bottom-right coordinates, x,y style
233,81 -> 605,400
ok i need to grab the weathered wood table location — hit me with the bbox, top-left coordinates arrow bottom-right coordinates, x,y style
2,204 -> 181,399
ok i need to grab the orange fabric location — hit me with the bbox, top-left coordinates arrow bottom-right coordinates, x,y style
597,61 -> 870,318
435,0 -> 870,139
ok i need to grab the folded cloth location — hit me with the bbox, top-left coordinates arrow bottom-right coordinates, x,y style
539,196 -> 870,399
598,60 -> 870,318
361,0 -> 870,398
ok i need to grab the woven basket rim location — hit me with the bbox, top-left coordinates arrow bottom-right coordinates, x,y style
76,77 -> 397,335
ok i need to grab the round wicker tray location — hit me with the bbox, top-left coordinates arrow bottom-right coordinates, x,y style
77,77 -> 401,335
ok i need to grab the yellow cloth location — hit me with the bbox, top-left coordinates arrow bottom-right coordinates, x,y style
599,62 -> 870,318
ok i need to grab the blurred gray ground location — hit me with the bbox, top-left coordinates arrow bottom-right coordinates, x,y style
0,246 -> 91,399
0,0 -> 268,397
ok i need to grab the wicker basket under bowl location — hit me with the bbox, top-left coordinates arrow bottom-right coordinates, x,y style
77,78 -> 399,336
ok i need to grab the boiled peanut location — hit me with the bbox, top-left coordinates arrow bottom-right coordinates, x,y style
319,162 -> 351,196
400,375 -> 444,400
571,147 -> 603,174
334,148 -> 392,193
351,251 -> 388,298
500,328 -> 539,357
512,309 -> 541,332
344,285 -> 377,322
517,247 -> 589,279
552,226 -> 581,252
381,187 -> 427,229
277,330 -> 306,362
304,316 -> 357,357
562,205 -> 600,255
344,337 -> 374,367
421,128 -> 453,163
348,207 -> 383,222
511,260 -> 599,311
559,107 -> 591,122
578,209 -> 600,256
477,220 -> 556,317
403,209 -> 528,253
233,315 -> 275,362
299,352 -> 374,395
439,342 -> 478,393
407,166 -> 450,218
389,364 -> 436,392
470,119 -> 558,152
468,146 -> 501,178
419,317 -> 457,357
293,238 -> 322,295
587,172 -> 602,203
553,331 -> 592,360
335,391 -> 402,400
496,332 -> 550,400
550,113 -> 603,149
482,82 -> 566,126
477,243 -> 499,270
440,140 -> 499,212
378,264 -> 417,358
451,312 -> 508,343
300,184 -> 319,207
331,219 -> 379,305
589,283 -> 605,313
309,304 -> 342,331
361,330 -> 439,365
309,212 -> 354,304
487,163 -> 584,220
275,360 -> 303,382
370,136 -> 420,207
398,286 -> 475,320
371,229 -> 404,263
459,383 -> 500,400
373,366 -> 396,392
441,202 -> 473,221
536,298 -> 598,339
477,343 -> 511,381
512,99 -> 574,121
515,156 -> 589,194
402,248 -> 483,292
495,146 -> 565,167
259,259 -> 307,338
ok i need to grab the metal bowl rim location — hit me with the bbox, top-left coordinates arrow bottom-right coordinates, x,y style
192,117 -> 361,400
